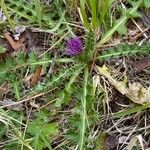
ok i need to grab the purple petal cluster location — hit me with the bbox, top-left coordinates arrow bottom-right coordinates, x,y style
65,37 -> 83,56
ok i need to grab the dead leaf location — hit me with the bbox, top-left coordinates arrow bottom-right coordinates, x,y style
95,132 -> 118,150
30,65 -> 42,86
0,99 -> 23,111
30,102 -> 39,108
0,84 -> 10,99
24,74 -> 33,87
118,136 -> 128,144
15,26 -> 26,34
127,135 -> 145,150
4,32 -> 25,51
105,134 -> 118,150
139,10 -> 150,27
127,83 -> 150,104
14,26 -> 26,40
0,10 -> 7,22
132,58 -> 150,72
96,65 -> 150,104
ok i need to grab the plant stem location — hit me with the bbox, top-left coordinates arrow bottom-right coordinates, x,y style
79,66 -> 88,150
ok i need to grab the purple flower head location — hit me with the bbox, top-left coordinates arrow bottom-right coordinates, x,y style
65,37 -> 84,56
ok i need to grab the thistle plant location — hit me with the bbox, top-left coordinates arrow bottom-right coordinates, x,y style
65,32 -> 95,64
65,37 -> 84,56
1,1 -> 149,149
58,33 -> 95,149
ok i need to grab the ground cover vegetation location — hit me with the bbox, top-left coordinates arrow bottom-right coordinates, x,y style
0,0 -> 150,149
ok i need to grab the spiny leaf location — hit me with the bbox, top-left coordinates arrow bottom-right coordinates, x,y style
27,117 -> 58,150
97,43 -> 150,60
12,80 -> 21,101
55,65 -> 85,107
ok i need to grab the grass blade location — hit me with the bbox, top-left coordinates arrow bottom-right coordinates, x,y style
97,2 -> 140,47
79,0 -> 89,30
99,0 -> 110,24
89,0 -> 97,30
